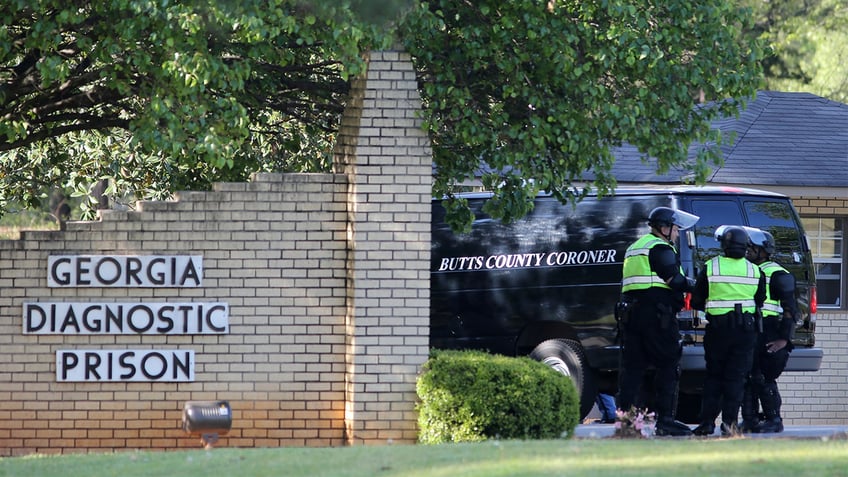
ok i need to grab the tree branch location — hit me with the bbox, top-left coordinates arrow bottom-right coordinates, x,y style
0,117 -> 129,152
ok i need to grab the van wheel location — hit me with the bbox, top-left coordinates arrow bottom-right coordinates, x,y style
530,339 -> 598,420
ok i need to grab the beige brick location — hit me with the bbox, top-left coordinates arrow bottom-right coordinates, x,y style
0,48 -> 435,454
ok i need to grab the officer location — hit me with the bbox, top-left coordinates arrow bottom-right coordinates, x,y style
691,226 -> 766,436
595,392 -> 617,424
740,227 -> 797,433
617,206 -> 699,437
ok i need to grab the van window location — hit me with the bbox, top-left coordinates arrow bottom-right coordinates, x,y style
689,199 -> 745,263
743,200 -> 804,258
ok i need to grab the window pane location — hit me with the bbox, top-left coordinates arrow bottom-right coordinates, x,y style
689,200 -> 744,264
802,217 -> 843,308
817,279 -> 841,308
744,200 -> 803,256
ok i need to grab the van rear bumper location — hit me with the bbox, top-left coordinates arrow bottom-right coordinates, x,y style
680,346 -> 823,372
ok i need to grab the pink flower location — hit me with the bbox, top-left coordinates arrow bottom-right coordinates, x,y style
613,407 -> 656,439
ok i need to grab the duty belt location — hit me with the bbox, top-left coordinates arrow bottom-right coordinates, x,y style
707,310 -> 756,331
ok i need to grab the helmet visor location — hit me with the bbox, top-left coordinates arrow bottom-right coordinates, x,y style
742,226 -> 769,248
670,210 -> 699,230
714,224 -> 736,241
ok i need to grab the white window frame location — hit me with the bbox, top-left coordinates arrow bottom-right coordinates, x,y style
802,216 -> 843,309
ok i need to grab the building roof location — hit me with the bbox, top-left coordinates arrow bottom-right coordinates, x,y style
608,91 -> 848,187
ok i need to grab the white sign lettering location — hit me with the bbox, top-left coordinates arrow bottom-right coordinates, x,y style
57,349 -> 194,382
436,249 -> 618,272
48,255 -> 202,287
24,302 -> 228,335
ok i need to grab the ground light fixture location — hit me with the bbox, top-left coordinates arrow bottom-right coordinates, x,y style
182,400 -> 232,449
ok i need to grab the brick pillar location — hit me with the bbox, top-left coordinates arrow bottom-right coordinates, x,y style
333,50 -> 432,444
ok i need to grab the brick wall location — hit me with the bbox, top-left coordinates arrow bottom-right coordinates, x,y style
2,49 -> 846,457
334,50 -> 432,444
781,196 -> 848,425
0,50 -> 430,456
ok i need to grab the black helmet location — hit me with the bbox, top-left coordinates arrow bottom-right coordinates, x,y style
648,207 -> 699,230
715,225 -> 750,257
745,226 -> 776,255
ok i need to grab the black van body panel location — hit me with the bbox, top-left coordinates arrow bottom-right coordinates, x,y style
431,192 -> 665,357
431,186 -> 823,401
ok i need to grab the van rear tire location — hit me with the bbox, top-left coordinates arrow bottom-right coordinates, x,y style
530,339 -> 598,420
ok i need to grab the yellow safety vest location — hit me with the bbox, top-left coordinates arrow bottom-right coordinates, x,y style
621,234 -> 681,293
759,261 -> 787,317
705,256 -> 761,315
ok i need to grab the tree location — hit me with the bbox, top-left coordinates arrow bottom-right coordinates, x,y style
399,0 -> 765,231
743,0 -> 848,103
1,1 -> 764,231
0,0 -> 389,216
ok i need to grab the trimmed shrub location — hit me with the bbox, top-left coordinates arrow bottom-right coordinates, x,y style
416,349 -> 580,444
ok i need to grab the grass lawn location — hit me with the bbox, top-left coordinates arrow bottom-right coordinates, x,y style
2,437 -> 847,477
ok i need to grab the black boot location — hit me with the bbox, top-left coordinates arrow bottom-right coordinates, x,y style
655,416 -> 693,437
652,375 -> 692,437
692,421 -> 715,436
757,416 -> 784,433
756,383 -> 784,433
739,383 -> 760,433
693,391 -> 720,436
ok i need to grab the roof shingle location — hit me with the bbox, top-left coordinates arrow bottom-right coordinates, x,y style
609,91 -> 848,187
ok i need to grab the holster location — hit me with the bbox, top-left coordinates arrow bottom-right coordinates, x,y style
742,312 -> 756,331
615,296 -> 635,327
734,304 -> 756,332
734,303 -> 743,328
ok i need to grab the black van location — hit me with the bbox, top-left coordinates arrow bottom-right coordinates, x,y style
430,185 -> 822,421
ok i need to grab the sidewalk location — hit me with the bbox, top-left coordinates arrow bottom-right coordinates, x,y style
574,422 -> 848,439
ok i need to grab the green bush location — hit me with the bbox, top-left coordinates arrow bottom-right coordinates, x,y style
416,349 -> 580,444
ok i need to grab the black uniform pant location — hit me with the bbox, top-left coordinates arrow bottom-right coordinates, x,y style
751,319 -> 791,383
700,315 -> 756,425
747,319 -> 791,418
617,301 -> 681,419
